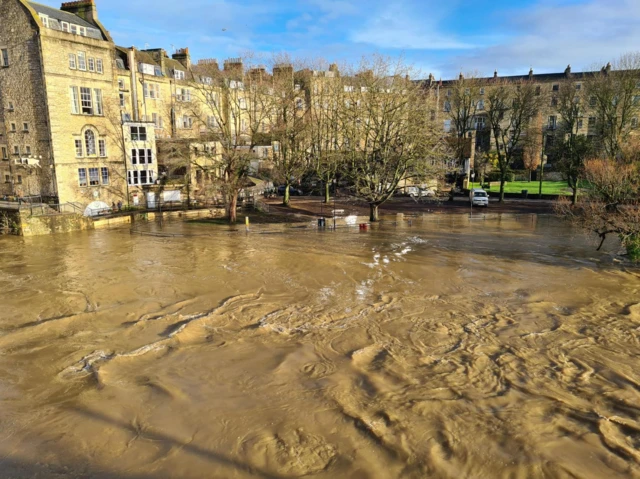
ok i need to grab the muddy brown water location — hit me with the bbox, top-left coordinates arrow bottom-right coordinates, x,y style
0,215 -> 639,479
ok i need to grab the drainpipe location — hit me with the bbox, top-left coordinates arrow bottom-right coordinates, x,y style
129,47 -> 139,122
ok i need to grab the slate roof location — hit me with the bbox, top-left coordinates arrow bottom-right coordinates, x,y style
28,1 -> 104,40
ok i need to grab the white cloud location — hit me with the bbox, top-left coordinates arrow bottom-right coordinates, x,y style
438,0 -> 640,77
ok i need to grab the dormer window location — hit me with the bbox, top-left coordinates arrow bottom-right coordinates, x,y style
61,22 -> 69,32
174,70 -> 185,80
39,15 -> 49,28
154,66 -> 163,76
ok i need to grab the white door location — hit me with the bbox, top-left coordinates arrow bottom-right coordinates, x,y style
146,192 -> 156,208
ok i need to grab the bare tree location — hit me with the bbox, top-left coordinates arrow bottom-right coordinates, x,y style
585,53 -> 640,158
446,74 -> 481,167
485,80 -> 543,201
522,113 -> 543,183
189,57 -> 274,223
269,64 -> 311,206
341,57 -> 448,221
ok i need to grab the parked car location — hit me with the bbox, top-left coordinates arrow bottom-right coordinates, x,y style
277,185 -> 303,196
469,188 -> 489,207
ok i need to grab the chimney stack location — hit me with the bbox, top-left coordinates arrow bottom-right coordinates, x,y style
564,64 -> 572,77
273,63 -> 294,83
60,0 -> 98,24
529,68 -> 534,79
172,48 -> 191,69
493,70 -> 498,79
224,58 -> 244,79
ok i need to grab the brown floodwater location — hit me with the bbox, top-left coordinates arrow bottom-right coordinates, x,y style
0,214 -> 639,479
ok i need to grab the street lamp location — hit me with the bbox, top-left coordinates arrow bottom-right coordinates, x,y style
538,154 -> 548,198
470,171 -> 475,190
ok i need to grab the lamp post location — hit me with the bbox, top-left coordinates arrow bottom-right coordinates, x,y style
470,171 -> 475,190
470,172 -> 475,216
538,154 -> 547,199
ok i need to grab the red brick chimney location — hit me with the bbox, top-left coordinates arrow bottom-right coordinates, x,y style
60,0 -> 98,24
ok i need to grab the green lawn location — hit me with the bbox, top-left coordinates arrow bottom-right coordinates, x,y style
477,181 -> 573,196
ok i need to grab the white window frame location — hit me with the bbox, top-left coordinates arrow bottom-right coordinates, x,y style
70,86 -> 80,114
88,57 -> 95,72
70,24 -> 78,35
77,52 -> 86,71
96,59 -> 103,74
174,69 -> 185,80
99,139 -> 107,157
74,139 -> 83,157
119,92 -> 125,108
78,168 -> 87,187
85,130 -> 97,155
69,53 -> 77,69
130,126 -> 147,141
13,145 -> 19,155
80,87 -> 92,114
0,48 -> 9,67
88,167 -> 100,186
79,26 -> 87,36
93,89 -> 103,115
61,21 -> 69,32
101,167 -> 109,185
22,122 -> 29,132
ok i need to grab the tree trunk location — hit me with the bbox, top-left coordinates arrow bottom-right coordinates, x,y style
324,182 -> 331,204
369,203 -> 379,222
528,170 -> 532,182
572,187 -> 578,205
227,193 -> 238,224
283,184 -> 290,206
499,179 -> 505,203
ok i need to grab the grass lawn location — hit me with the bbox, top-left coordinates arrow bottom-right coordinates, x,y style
477,181 -> 574,196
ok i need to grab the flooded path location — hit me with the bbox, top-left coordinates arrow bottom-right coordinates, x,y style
0,215 -> 639,478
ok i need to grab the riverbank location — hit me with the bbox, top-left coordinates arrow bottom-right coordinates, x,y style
265,196 -> 556,219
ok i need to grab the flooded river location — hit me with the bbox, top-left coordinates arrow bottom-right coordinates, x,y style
0,215 -> 639,479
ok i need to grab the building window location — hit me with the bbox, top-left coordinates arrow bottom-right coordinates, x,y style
575,83 -> 582,90
25,145 -> 31,155
70,86 -> 80,114
4,175 -> 9,183
77,52 -> 86,71
552,84 -> 559,92
551,97 -> 558,107
127,170 -> 155,186
80,87 -> 92,114
296,99 -> 303,110
93,89 -> 103,115
578,119 -> 584,129
17,175 -> 22,185
239,97 -> 247,109
10,123 -> 16,132
78,168 -> 87,187
475,117 -> 486,130
446,89 -> 451,97
182,115 -> 192,129
61,22 -> 69,32
88,57 -> 95,72
443,101 -> 451,112
99,139 -> 106,157
588,116 -> 596,127
75,139 -> 83,157
101,167 -> 109,185
118,79 -> 125,90
1,48 -> 9,67
174,69 -> 185,80
119,92 -> 125,107
131,148 -> 152,165
96,59 -> 103,74
88,167 -> 100,186
85,130 -> 96,155
70,24 -> 77,35
130,126 -> 147,141
69,53 -> 76,69
477,100 -> 485,111
176,88 -> 191,102
7,102 -> 14,111
13,146 -> 19,155
143,82 -> 160,99
152,113 -> 163,129
589,96 -> 597,107
443,119 -> 452,133
632,117 -> 639,129
548,116 -> 557,129
22,122 -> 29,132
79,26 -> 87,36
1,147 -> 7,159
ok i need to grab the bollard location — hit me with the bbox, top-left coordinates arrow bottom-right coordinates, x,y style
245,216 -> 249,232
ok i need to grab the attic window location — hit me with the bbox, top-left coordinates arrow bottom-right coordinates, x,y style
154,66 -> 162,76
116,58 -> 125,70
61,22 -> 69,32
174,70 -> 185,80
39,15 -> 49,28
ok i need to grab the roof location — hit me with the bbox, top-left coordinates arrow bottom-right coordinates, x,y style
423,70 -> 601,87
29,1 -> 96,29
28,1 -> 105,40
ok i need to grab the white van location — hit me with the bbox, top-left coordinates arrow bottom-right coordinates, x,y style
469,188 -> 489,207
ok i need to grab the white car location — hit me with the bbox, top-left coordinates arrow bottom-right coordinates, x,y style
469,188 -> 489,207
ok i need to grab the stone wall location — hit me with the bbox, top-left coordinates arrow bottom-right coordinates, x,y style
19,212 -> 94,236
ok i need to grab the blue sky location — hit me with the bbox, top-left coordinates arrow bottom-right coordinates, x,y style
37,0 -> 640,78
